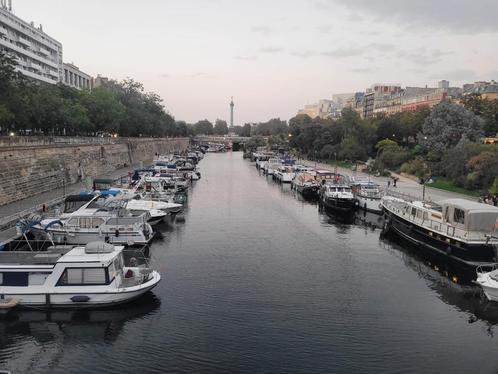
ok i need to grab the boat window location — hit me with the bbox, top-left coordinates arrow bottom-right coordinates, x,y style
454,208 -> 465,224
80,217 -> 92,229
411,207 -> 416,216
29,272 -> 50,285
0,272 -> 29,286
444,207 -> 449,222
92,218 -> 105,228
423,212 -> 428,220
58,267 -> 107,286
65,217 -> 77,226
416,210 -> 423,219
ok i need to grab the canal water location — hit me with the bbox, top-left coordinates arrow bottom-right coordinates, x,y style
2,152 -> 498,374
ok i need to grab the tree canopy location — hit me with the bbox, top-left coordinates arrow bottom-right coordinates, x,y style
0,51 -> 183,137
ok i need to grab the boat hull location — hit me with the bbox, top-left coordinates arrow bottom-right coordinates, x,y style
321,197 -> 356,213
296,185 -> 319,200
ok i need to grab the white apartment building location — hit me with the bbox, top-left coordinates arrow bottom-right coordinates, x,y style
0,1 -> 62,84
63,62 -> 91,90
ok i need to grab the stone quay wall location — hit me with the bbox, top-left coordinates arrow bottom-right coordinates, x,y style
0,137 -> 189,206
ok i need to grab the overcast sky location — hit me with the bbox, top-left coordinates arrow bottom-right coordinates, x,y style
12,0 -> 498,124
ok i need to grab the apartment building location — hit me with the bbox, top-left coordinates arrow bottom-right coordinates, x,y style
0,1 -> 62,84
63,62 -> 91,90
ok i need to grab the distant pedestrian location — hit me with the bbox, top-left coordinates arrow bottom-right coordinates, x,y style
493,195 -> 497,206
393,178 -> 397,188
387,180 -> 391,188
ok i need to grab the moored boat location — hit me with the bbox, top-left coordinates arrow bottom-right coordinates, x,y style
292,172 -> 319,200
319,182 -> 356,214
352,180 -> 383,214
382,196 -> 498,265
0,242 -> 161,309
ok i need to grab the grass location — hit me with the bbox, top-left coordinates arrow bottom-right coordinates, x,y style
428,178 -> 480,197
322,159 -> 355,169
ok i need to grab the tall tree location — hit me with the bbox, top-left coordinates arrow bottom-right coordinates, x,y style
213,119 -> 229,135
418,102 -> 484,160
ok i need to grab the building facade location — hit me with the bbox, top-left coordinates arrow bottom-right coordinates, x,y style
63,62 -> 91,90
0,2 -> 62,84
362,84 -> 402,118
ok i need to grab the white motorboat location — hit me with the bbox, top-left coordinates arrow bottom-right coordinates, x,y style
0,242 -> 161,309
274,166 -> 295,183
265,158 -> 282,176
31,199 -> 154,246
352,180 -> 383,214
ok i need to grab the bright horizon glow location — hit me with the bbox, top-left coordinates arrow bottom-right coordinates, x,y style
11,0 -> 498,124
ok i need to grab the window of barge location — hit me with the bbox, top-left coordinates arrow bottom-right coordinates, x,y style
56,267 -> 110,286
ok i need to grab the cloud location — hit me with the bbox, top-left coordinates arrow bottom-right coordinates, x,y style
321,48 -> 364,58
316,24 -> 334,33
251,26 -> 273,35
347,13 -> 364,22
235,55 -> 258,61
184,72 -> 207,78
397,48 -> 454,65
331,0 -> 498,33
429,69 -> 477,82
370,43 -> 396,52
351,68 -> 374,74
290,50 -> 316,58
158,73 -> 170,78
260,47 -> 283,53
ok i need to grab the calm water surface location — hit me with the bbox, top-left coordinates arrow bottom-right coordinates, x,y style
2,152 -> 498,373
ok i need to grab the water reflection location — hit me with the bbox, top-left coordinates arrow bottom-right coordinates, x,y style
0,294 -> 160,372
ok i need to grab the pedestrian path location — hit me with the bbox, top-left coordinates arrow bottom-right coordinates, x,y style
300,159 -> 477,202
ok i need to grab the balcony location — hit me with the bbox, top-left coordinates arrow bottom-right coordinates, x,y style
18,37 -> 31,47
31,62 -> 42,71
0,25 -> 8,35
38,46 -> 51,56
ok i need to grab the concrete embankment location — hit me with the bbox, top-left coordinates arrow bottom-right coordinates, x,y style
0,136 -> 189,207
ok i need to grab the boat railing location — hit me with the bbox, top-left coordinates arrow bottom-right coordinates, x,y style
476,263 -> 498,276
383,188 -> 421,202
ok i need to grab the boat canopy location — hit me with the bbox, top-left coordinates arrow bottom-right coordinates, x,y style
441,199 -> 498,232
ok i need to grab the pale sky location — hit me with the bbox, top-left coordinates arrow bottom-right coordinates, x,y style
12,0 -> 498,124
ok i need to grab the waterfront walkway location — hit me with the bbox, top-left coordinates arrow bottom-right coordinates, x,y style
301,159 -> 477,202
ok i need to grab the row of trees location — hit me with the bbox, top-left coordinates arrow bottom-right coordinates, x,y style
286,101 -> 497,194
0,52 -> 183,137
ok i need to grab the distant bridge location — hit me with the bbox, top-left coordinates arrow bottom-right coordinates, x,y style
192,136 -> 251,151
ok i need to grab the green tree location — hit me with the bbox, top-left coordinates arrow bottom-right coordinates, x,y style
193,119 -> 213,135
418,102 -> 484,160
81,87 -> 125,134
214,119 -> 229,135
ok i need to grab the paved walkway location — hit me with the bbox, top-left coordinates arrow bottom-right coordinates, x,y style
300,159 -> 477,202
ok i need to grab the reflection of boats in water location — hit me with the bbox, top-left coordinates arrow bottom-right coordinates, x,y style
382,237 -> 498,327
0,294 -> 161,372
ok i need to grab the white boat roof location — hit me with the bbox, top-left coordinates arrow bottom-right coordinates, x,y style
440,198 -> 498,213
58,243 -> 124,263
